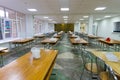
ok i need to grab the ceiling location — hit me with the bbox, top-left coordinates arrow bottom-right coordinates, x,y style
0,0 -> 120,23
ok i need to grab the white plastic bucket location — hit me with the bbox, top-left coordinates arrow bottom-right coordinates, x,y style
31,47 -> 40,59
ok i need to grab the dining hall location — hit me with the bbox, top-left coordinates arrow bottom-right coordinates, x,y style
0,0 -> 120,80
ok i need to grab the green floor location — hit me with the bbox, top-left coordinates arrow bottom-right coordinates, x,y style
50,34 -> 95,80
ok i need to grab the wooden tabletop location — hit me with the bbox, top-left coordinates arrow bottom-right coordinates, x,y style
41,38 -> 59,44
0,47 -> 8,51
58,31 -> 63,35
0,49 -> 58,80
88,35 -> 101,39
89,50 -> 120,76
69,35 -> 78,38
68,31 -> 73,35
11,38 -> 34,44
98,38 -> 120,45
34,34 -> 45,38
70,38 -> 88,45
53,35 -> 61,38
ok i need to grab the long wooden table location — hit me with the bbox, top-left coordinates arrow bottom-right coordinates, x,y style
69,35 -> 78,38
10,38 -> 34,51
41,38 -> 59,48
89,50 -> 120,76
41,38 -> 58,44
34,34 -> 45,38
98,39 -> 120,45
0,47 -> 8,66
11,38 -> 34,44
70,38 -> 88,50
70,38 -> 88,45
98,38 -> 120,51
58,31 -> 64,35
0,47 -> 8,52
53,35 -> 61,39
88,35 -> 101,39
87,35 -> 102,46
34,34 -> 45,44
0,49 -> 58,80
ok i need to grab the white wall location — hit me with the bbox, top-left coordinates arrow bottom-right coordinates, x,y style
88,15 -> 94,34
42,21 -> 49,33
96,16 -> 120,40
25,14 -> 34,38
48,23 -> 55,32
18,17 -> 26,38
26,15 -> 52,37
74,22 -> 88,33
74,23 -> 80,32
40,21 -> 55,33
21,14 -> 45,38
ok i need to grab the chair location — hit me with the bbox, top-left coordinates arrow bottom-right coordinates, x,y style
80,51 -> 98,80
0,49 -> 9,67
99,64 -> 118,80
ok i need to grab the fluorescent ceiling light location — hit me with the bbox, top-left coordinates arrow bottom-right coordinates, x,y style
80,19 -> 84,20
61,8 -> 69,11
27,9 -> 37,12
104,15 -> 111,18
43,16 -> 49,18
94,7 -> 106,11
63,16 -> 68,18
83,16 -> 89,18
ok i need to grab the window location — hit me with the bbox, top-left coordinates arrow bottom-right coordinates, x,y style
0,7 -> 4,40
5,9 -> 17,38
0,6 -> 25,40
4,19 -> 12,38
5,8 -> 16,19
33,18 -> 43,34
17,12 -> 26,37
0,18 -> 3,40
114,22 -> 120,32
0,7 -> 5,17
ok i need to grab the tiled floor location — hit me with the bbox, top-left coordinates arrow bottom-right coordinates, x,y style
50,34 -> 96,80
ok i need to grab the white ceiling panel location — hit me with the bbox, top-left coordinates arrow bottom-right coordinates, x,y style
0,0 -> 120,23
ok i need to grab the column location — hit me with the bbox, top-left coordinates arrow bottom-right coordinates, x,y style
25,14 -> 34,38
88,15 -> 93,35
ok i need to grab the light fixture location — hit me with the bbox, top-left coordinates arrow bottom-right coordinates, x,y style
27,9 -> 37,12
43,16 -> 49,18
94,7 -> 106,11
83,16 -> 89,18
104,15 -> 111,18
60,8 -> 69,11
63,16 -> 68,18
